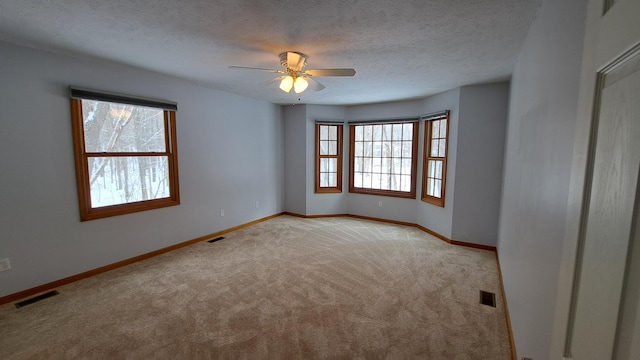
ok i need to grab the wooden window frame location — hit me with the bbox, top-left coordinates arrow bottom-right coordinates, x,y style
70,98 -> 180,221
348,122 -> 419,199
315,123 -> 343,193
422,114 -> 449,206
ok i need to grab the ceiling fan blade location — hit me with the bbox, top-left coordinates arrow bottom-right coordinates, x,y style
305,68 -> 356,77
306,77 -> 326,91
287,52 -> 306,71
259,75 -> 286,87
228,66 -> 284,74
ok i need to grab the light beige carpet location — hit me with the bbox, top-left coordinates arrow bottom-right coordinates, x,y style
0,216 -> 511,359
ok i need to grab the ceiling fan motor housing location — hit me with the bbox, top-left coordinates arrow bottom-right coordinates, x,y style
279,51 -> 308,69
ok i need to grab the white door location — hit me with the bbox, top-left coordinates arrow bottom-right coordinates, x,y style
565,0 -> 640,359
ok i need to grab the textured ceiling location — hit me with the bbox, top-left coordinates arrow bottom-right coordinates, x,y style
0,0 -> 540,105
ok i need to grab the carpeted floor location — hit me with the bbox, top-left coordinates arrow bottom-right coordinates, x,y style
0,215 -> 511,359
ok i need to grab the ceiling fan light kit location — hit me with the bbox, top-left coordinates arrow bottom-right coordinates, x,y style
279,76 -> 294,92
230,51 -> 356,95
293,77 -> 308,93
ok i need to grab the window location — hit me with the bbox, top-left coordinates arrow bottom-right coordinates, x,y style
349,121 -> 419,198
70,88 -> 180,221
422,112 -> 449,206
316,123 -> 343,193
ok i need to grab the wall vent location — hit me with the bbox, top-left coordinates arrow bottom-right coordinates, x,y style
479,290 -> 496,307
15,290 -> 59,308
207,236 -> 225,243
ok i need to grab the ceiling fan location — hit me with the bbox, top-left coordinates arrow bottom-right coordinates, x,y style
229,51 -> 356,94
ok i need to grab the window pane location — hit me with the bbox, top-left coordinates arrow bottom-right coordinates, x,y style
435,160 -> 443,178
82,100 -> 165,153
431,140 -> 439,157
373,142 -> 382,157
320,173 -> 329,187
382,124 -> 392,141
88,156 -> 170,208
366,141 -> 374,157
428,160 -> 436,177
328,158 -> 337,172
364,126 -> 372,141
320,158 -> 328,172
319,141 -> 329,155
392,124 -> 403,140
402,141 -> 412,158
401,175 -> 411,192
354,172 -> 363,187
438,139 -> 446,157
358,157 -> 366,173
355,126 -> 363,140
392,142 -> 402,157
328,173 -> 337,187
373,125 -> 382,141
320,140 -> 337,156
432,120 -> 440,138
381,174 -> 391,190
372,173 -> 381,189
390,157 -> 399,174
434,179 -> 442,198
363,173 -> 372,188
320,125 -> 328,140
355,141 -> 363,156
372,157 -> 381,173
328,126 -> 337,140
428,178 -> 435,196
382,142 -> 392,157
402,158 -> 412,175
439,119 -> 447,138
355,157 -> 363,172
403,123 -> 413,140
328,140 -> 337,155
374,158 -> 391,174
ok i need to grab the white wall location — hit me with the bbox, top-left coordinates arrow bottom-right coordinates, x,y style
283,104 -> 349,216
0,41 -> 284,298
497,0 -> 587,358
452,83 -> 509,246
283,105 -> 307,215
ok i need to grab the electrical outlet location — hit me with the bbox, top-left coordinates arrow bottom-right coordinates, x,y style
378,201 -> 383,207
0,258 -> 10,272
220,209 -> 225,217
255,201 -> 259,208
